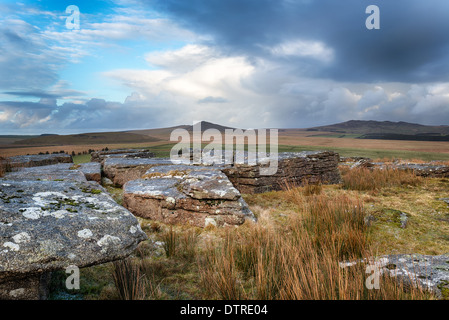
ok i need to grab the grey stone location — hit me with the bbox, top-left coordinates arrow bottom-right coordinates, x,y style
123,165 -> 256,228
102,158 -> 176,187
91,149 -> 155,163
399,212 -> 409,229
2,164 -> 87,183
77,162 -> 102,182
0,179 -> 147,299
222,151 -> 341,194
351,161 -> 449,178
340,254 -> 449,299
5,154 -> 73,169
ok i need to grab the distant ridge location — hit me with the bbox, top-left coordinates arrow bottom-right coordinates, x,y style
307,120 -> 449,141
13,131 -> 161,146
130,121 -> 238,140
187,121 -> 237,133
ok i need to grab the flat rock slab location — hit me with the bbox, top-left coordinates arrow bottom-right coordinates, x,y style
123,165 -> 256,228
91,149 -> 155,163
2,164 -> 87,183
0,180 -> 147,299
5,154 -> 73,168
103,158 -> 177,187
341,254 -> 449,298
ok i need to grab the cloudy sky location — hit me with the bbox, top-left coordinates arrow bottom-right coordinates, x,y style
1,0 -> 449,134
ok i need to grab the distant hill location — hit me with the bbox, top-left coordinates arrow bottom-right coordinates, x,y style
130,121 -> 237,140
5,120 -> 449,147
13,131 -> 161,146
307,120 -> 449,141
308,120 -> 449,134
10,121 -> 235,147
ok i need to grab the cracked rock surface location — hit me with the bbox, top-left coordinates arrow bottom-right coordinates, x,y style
0,179 -> 147,299
123,165 -> 256,228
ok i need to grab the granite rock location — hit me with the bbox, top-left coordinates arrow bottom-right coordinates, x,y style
123,165 -> 256,228
0,180 -> 147,299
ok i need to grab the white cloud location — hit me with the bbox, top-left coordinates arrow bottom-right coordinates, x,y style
268,39 -> 334,62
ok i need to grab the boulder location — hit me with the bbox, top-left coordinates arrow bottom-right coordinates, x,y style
340,254 -> 449,299
91,149 -> 155,163
76,162 -> 102,183
0,180 -> 147,299
222,151 -> 341,194
102,158 -> 175,187
350,159 -> 375,169
123,165 -> 256,228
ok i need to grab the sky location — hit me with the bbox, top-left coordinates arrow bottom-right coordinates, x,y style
1,0 -> 449,134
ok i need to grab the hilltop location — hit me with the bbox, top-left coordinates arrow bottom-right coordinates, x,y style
10,131 -> 161,146
129,121 -> 237,140
307,120 -> 449,141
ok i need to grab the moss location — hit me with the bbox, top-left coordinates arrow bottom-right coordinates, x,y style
81,188 -> 102,194
437,280 -> 449,300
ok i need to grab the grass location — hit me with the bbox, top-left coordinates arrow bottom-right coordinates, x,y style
277,145 -> 449,162
73,154 -> 92,164
341,166 -> 423,191
54,169 -> 448,301
198,191 -> 429,300
38,150 -> 448,301
112,258 -> 147,300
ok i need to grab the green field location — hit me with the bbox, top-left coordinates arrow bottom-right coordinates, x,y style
106,143 -> 449,162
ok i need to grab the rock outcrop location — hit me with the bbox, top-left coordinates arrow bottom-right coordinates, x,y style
340,254 -> 449,298
102,158 -> 175,187
394,163 -> 449,178
0,179 -> 147,299
2,162 -> 102,183
76,162 -> 102,183
123,165 -> 256,228
0,154 -> 148,300
91,149 -> 155,163
222,151 -> 341,194
342,158 -> 449,178
5,154 -> 73,169
2,163 -> 87,183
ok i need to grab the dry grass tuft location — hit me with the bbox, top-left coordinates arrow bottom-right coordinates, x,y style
112,258 -> 147,300
0,156 -> 11,177
341,167 -> 423,191
198,188 -> 430,300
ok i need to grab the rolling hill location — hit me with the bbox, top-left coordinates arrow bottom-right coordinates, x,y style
11,131 -> 162,146
307,120 -> 449,141
308,120 -> 449,135
129,121 -> 237,140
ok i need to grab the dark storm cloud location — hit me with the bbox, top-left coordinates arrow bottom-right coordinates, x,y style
0,96 -> 172,134
148,0 -> 449,83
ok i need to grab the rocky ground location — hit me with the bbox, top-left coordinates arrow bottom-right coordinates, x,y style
1,149 -> 449,299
